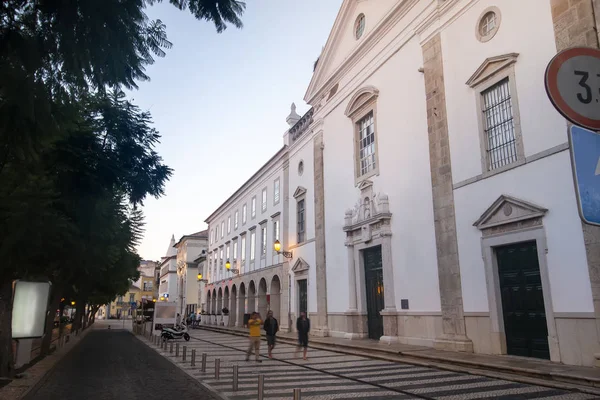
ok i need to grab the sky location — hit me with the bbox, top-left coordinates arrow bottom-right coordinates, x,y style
132,1 -> 343,261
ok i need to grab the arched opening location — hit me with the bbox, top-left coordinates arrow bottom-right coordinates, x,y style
248,281 -> 256,314
212,289 -> 217,315
217,287 -> 223,325
270,275 -> 282,323
223,286 -> 230,326
206,290 -> 212,324
258,278 -> 268,319
238,282 -> 246,327
230,284 -> 238,327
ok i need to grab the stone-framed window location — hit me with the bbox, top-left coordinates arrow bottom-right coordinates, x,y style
210,229 -> 214,244
261,223 -> 267,257
250,230 -> 256,263
262,188 -> 267,213
476,6 -> 501,43
227,216 -> 231,234
226,244 -> 230,262
251,196 -> 257,219
241,234 -> 246,264
297,199 -> 305,243
345,86 -> 380,185
234,210 -> 239,230
466,53 -> 524,177
274,178 -> 280,205
221,221 -> 224,238
294,186 -> 307,244
273,219 -> 280,241
233,239 -> 238,261
355,13 -> 366,40
242,204 -> 247,224
215,225 -> 219,242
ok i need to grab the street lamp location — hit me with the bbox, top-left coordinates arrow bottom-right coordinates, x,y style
273,240 -> 293,259
152,298 -> 157,303
160,296 -> 165,301
225,260 -> 239,274
197,273 -> 203,281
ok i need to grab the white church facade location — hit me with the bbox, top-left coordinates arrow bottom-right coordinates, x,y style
201,0 -> 600,367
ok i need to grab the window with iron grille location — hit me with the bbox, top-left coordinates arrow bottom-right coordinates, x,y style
357,111 -> 376,177
482,78 -> 517,170
297,199 -> 305,243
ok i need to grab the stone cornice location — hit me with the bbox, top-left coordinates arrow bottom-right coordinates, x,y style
204,146 -> 288,223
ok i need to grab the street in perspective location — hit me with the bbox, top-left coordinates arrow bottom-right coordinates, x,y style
5,0 -> 600,400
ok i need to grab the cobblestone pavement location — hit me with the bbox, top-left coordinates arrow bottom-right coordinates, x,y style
25,330 -> 218,400
148,330 -> 597,400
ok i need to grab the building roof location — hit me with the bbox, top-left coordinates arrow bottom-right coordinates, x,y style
174,229 -> 208,248
165,234 -> 177,257
204,145 -> 288,223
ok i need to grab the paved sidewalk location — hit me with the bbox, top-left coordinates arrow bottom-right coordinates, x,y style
25,330 -> 217,400
143,328 -> 597,399
197,324 -> 600,392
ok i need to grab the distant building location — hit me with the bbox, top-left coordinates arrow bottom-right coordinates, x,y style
158,235 -> 178,302
174,231 -> 208,317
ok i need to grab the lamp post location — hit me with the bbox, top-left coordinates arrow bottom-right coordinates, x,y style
225,261 -> 239,274
273,240 -> 293,259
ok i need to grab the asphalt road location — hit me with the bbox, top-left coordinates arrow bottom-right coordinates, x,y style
25,329 -> 218,400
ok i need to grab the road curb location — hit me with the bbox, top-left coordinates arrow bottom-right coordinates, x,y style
133,333 -> 231,400
11,327 -> 93,400
196,325 -> 600,396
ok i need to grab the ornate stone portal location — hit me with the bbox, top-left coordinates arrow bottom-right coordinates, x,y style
343,180 -> 398,342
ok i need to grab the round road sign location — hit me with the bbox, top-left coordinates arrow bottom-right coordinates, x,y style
545,47 -> 600,131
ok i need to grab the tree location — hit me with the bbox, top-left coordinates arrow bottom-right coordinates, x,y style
0,0 -> 246,377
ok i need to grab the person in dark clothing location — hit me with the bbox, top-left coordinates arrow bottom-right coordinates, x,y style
263,310 -> 279,359
295,311 -> 310,360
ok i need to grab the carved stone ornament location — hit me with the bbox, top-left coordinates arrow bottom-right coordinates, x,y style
473,194 -> 547,230
343,180 -> 392,242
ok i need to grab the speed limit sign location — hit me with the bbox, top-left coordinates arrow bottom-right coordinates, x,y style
545,47 -> 600,131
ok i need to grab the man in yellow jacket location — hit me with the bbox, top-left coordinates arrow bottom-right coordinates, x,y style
245,312 -> 263,362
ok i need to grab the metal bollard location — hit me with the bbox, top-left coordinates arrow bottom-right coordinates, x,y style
293,388 -> 301,400
191,349 -> 196,366
233,365 -> 239,391
182,346 -> 187,361
170,342 -> 173,353
258,374 -> 264,400
175,343 -> 179,357
201,353 -> 207,373
215,358 -> 221,380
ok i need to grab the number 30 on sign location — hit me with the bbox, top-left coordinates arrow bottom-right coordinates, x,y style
545,47 -> 600,131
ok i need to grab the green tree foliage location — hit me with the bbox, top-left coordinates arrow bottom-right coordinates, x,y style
0,0 -> 245,377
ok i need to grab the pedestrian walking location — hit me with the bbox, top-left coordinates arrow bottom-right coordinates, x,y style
294,311 -> 310,360
245,312 -> 263,362
190,312 -> 197,328
263,310 -> 279,359
176,313 -> 181,327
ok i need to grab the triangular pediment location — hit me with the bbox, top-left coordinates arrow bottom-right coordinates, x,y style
357,179 -> 373,191
304,0 -> 400,105
466,53 -> 519,88
292,257 -> 310,273
293,186 -> 307,199
473,195 -> 547,230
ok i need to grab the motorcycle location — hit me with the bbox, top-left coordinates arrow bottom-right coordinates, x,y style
161,322 -> 190,342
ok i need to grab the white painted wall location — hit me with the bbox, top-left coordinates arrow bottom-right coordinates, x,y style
454,152 -> 593,313
321,35 -> 441,314
443,0 -> 593,313
288,136 -> 317,315
206,153 -> 286,284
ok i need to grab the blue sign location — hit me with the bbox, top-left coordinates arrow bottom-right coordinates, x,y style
570,125 -> 600,226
